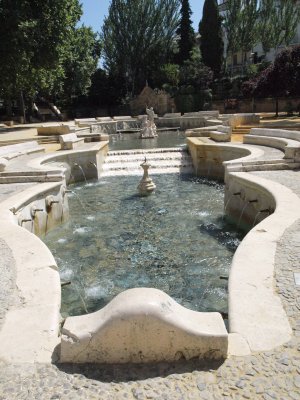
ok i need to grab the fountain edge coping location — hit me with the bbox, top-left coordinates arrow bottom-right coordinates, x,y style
61,288 -> 228,364
0,182 -> 63,363
227,171 -> 298,353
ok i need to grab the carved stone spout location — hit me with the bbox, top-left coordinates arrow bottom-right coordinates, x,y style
137,158 -> 156,196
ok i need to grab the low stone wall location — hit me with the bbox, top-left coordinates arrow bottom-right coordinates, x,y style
187,138 -> 254,180
156,116 -> 206,130
226,113 -> 260,127
227,172 -> 296,352
0,182 -> 63,363
29,142 -> 109,183
37,124 -> 74,136
61,288 -> 228,363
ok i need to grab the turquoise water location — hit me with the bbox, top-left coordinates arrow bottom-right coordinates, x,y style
44,174 -> 243,318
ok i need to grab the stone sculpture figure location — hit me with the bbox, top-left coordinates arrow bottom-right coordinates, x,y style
140,107 -> 157,138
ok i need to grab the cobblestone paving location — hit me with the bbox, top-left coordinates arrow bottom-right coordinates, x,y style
0,167 -> 300,399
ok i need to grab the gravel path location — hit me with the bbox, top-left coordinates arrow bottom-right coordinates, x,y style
0,238 -> 16,330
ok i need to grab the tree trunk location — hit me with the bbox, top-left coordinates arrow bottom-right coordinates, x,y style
252,97 -> 255,113
19,91 -> 26,123
275,98 -> 279,117
6,99 -> 12,118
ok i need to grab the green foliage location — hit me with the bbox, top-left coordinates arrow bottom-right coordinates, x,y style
62,27 -> 101,101
223,0 -> 241,55
238,0 -> 259,54
242,45 -> 300,100
257,0 -> 278,53
102,0 -> 180,96
176,0 -> 195,64
0,0 -> 100,115
199,0 -> 224,76
89,69 -> 126,107
278,0 -> 300,47
257,0 -> 300,54
179,47 -> 213,90
153,64 -> 180,88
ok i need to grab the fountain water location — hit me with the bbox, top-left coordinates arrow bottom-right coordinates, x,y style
44,174 -> 243,318
237,202 -> 249,228
252,208 -> 271,227
73,163 -> 87,184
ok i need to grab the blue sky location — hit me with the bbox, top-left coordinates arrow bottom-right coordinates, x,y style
80,0 -> 205,32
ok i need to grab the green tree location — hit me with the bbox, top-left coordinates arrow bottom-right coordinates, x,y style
257,0 -> 278,54
223,0 -> 241,69
176,0 -> 195,65
62,26 -> 101,104
0,0 -> 83,119
199,0 -> 224,76
257,0 -> 300,56
179,47 -> 213,90
277,0 -> 300,47
102,0 -> 180,97
238,0 -> 259,67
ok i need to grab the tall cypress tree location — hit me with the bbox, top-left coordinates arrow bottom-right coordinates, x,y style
199,0 -> 224,76
177,0 -> 195,65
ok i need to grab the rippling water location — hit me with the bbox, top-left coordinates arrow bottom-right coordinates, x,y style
44,174 -> 244,317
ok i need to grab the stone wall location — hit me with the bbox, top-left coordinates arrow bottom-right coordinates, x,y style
212,97 -> 300,114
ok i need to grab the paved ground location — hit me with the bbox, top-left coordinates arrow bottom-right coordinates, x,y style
0,145 -> 300,399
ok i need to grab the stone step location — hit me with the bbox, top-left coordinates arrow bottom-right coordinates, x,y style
0,173 -> 63,183
102,160 -> 193,171
105,154 -> 191,164
240,158 -> 291,166
0,169 -> 61,176
101,166 -> 194,177
107,147 -> 187,156
102,148 -> 193,176
228,162 -> 300,173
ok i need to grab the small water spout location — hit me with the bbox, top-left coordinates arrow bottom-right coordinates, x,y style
248,199 -> 258,204
89,161 -> 97,170
70,190 -> 89,215
45,195 -> 60,212
237,202 -> 249,228
73,163 -> 87,184
233,192 -> 241,196
252,208 -> 271,227
20,218 -> 32,224
30,205 -> 44,219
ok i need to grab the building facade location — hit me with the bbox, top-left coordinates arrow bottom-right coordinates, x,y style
218,0 -> 300,74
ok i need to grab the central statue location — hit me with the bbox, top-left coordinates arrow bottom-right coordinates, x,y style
139,107 -> 158,139
137,158 -> 156,196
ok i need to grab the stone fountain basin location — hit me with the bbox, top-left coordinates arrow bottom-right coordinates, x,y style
0,139 -> 297,364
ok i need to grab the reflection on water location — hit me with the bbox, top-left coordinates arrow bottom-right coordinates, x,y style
44,174 -> 244,317
109,130 -> 186,151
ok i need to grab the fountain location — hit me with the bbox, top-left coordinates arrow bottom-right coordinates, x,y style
137,158 -> 156,196
139,107 -> 158,139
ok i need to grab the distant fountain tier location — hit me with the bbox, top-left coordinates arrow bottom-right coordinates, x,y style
101,148 -> 194,177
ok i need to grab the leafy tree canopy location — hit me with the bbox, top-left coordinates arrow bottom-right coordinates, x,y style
242,45 -> 300,98
176,0 -> 195,65
199,0 -> 224,76
102,0 -> 180,97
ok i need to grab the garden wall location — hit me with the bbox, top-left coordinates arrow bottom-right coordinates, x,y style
212,97 -> 300,114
